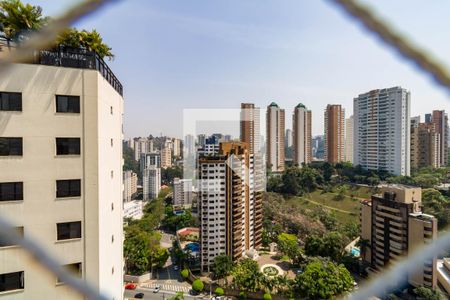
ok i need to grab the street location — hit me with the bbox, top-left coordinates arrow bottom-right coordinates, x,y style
124,287 -> 208,300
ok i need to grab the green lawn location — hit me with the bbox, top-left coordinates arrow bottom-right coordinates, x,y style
285,185 -> 373,225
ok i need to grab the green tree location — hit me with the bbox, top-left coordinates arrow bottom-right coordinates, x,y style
151,247 -> 169,269
123,144 -> 139,174
56,28 -> 113,59
413,286 -> 443,300
0,0 -> 48,41
321,162 -> 334,182
231,258 -> 262,292
192,279 -> 204,292
413,174 -> 440,188
277,233 -> 303,265
123,228 -> 151,275
161,166 -> 183,185
294,258 -> 353,299
215,287 -> 224,296
180,269 -> 189,279
263,293 -> 272,300
212,255 -> 234,283
168,291 -> 184,300
304,232 -> 345,262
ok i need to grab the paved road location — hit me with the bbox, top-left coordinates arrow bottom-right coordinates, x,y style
124,287 -> 208,300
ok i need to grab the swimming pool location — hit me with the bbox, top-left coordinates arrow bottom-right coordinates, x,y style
184,242 -> 200,252
351,247 -> 360,257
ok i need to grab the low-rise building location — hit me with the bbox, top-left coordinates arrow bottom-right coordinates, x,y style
123,200 -> 144,220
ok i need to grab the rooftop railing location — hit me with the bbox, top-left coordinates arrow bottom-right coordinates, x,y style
0,37 -> 123,96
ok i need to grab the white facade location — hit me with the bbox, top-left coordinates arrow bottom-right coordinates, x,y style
285,129 -> 292,148
133,137 -> 153,161
143,167 -> 161,200
345,115 -> 354,163
161,147 -> 172,169
0,64 -> 123,299
123,200 -> 144,220
173,138 -> 181,157
266,103 -> 285,172
173,178 -> 193,207
292,104 -> 311,165
354,87 -> 411,176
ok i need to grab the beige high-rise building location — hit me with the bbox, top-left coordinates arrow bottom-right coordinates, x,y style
324,104 -> 345,163
0,55 -> 124,299
199,142 -> 262,272
360,185 -> 437,290
123,170 -> 138,202
240,103 -> 260,155
173,178 -> 193,207
266,102 -> 285,172
427,110 -> 448,167
173,138 -> 182,158
292,103 -> 312,166
161,146 -> 172,169
411,118 -> 441,170
345,115 -> 354,163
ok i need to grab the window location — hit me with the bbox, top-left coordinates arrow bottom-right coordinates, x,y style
0,182 -> 23,201
0,227 -> 23,247
57,263 -> 81,283
0,92 -> 22,111
0,271 -> 24,292
56,138 -> 80,155
0,138 -> 22,156
56,95 -> 80,113
57,221 -> 81,240
56,180 -> 81,198
110,106 -> 113,115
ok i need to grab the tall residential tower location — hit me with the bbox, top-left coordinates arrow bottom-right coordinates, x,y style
292,103 -> 312,166
266,102 -> 285,172
324,104 -> 345,163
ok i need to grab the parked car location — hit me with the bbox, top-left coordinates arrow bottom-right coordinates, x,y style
124,283 -> 137,290
134,293 -> 144,299
153,285 -> 161,293
173,265 -> 179,271
189,289 -> 199,296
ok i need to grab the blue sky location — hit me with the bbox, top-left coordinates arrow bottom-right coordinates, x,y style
33,0 -> 450,138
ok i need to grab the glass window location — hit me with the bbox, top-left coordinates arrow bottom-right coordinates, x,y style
0,271 -> 24,292
0,182 -> 23,201
0,227 -> 24,247
56,95 -> 80,113
57,221 -> 81,240
56,138 -> 80,155
0,138 -> 22,156
0,92 -> 22,111
56,180 -> 81,198
57,263 -> 82,283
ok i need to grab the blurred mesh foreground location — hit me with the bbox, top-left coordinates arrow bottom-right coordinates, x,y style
1,0 -> 450,299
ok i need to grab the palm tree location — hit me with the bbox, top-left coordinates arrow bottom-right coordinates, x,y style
0,0 -> 48,41
56,28 -> 114,59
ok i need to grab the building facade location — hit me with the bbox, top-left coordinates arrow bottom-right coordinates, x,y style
123,200 -> 144,220
240,103 -> 260,155
0,62 -> 123,299
161,147 -> 172,169
173,178 -> 193,207
354,87 -> 411,176
345,115 -> 354,163
123,170 -> 138,202
199,142 -> 262,272
360,186 -> 437,290
266,102 -> 285,172
411,119 -> 441,170
428,110 -> 448,167
292,103 -> 312,166
324,104 -> 345,163
143,167 -> 161,200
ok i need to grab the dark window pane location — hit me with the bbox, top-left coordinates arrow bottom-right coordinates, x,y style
56,138 -> 80,155
56,95 -> 80,113
57,221 -> 81,240
57,263 -> 82,283
0,92 -> 22,111
56,180 -> 81,198
0,227 -> 23,247
0,138 -> 23,156
0,182 -> 23,201
0,271 -> 24,292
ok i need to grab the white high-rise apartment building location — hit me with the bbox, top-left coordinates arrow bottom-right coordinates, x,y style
345,115 -> 354,163
292,103 -> 312,166
173,138 -> 181,158
161,147 -> 172,169
133,137 -> 151,161
0,58 -> 123,299
142,153 -> 161,200
266,102 -> 285,172
285,129 -> 293,148
173,178 -> 193,207
354,87 -> 411,176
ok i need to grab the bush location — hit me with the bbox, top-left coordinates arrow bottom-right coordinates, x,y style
215,287 -> 224,296
180,269 -> 189,279
263,293 -> 272,300
238,292 -> 247,300
192,279 -> 204,292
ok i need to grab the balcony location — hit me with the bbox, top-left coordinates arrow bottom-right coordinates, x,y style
0,40 -> 123,96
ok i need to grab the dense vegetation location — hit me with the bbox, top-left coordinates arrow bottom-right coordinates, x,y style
0,0 -> 113,58
124,189 -> 170,275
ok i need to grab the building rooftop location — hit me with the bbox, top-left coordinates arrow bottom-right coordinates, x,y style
0,39 -> 123,96
296,103 -> 307,109
269,101 -> 279,107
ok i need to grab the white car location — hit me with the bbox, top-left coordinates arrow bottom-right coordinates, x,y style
153,285 -> 161,293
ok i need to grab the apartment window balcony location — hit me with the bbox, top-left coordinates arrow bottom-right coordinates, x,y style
0,271 -> 24,293
0,182 -> 23,202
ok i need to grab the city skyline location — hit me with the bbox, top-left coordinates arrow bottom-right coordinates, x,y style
33,0 -> 450,138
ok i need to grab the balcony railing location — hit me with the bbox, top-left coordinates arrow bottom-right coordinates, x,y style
0,37 -> 123,96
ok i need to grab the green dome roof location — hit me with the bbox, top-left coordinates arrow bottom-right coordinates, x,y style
269,102 -> 279,107
296,103 -> 307,109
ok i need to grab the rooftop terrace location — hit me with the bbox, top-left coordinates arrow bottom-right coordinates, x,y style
0,37 -> 123,96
